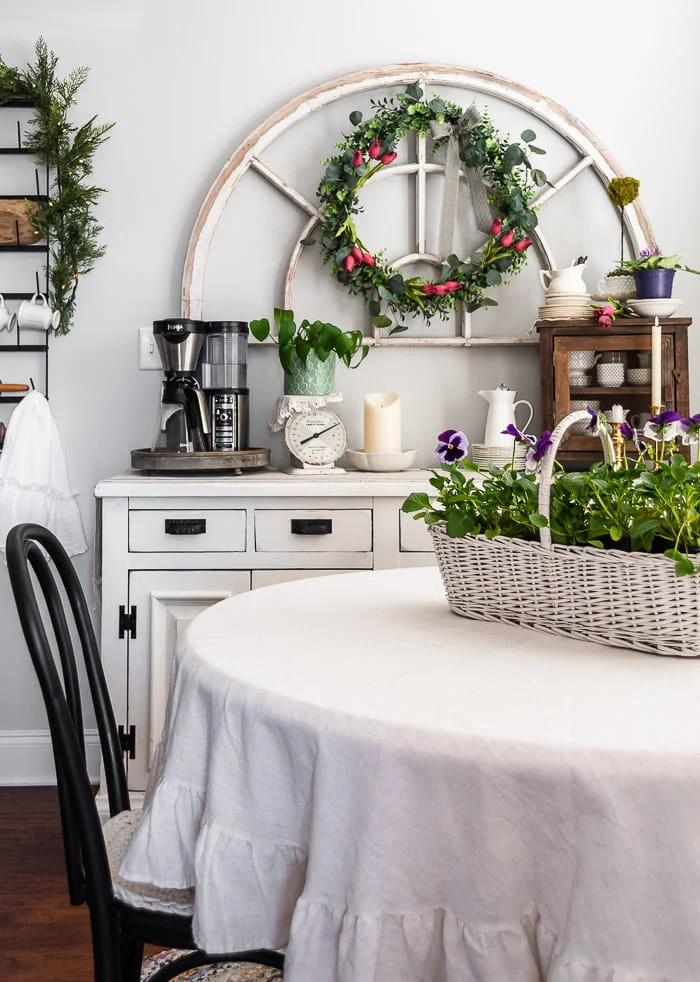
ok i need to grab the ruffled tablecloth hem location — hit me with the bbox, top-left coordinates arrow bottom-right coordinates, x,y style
284,898 -> 679,982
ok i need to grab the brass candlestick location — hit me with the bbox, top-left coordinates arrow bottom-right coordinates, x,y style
650,404 -> 664,417
610,421 -> 625,469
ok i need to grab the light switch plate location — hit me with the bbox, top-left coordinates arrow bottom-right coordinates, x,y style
138,326 -> 162,370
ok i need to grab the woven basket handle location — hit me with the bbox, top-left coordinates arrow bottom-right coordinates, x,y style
537,410 -> 615,550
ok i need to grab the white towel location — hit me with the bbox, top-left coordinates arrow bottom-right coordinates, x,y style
0,391 -> 87,556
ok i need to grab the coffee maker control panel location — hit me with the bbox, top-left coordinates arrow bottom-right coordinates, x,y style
212,392 -> 234,450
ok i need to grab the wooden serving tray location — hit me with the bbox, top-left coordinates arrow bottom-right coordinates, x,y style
130,447 -> 270,474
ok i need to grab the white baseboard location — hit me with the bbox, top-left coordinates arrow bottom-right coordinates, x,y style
0,729 -> 100,786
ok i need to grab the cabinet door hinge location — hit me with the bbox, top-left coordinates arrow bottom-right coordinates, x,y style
118,724 -> 136,759
118,604 -> 137,639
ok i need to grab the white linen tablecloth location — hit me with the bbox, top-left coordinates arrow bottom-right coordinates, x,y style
118,566 -> 700,982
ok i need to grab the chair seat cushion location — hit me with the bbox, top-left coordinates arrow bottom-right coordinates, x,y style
141,949 -> 283,980
104,809 -> 194,916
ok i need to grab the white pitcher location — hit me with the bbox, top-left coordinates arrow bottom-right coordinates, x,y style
478,385 -> 534,447
539,263 -> 588,295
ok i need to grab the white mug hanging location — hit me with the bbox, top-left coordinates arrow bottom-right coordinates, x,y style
14,293 -> 60,333
0,294 -> 11,332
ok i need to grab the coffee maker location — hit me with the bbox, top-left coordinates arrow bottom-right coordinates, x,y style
199,321 -> 249,451
151,319 -> 210,453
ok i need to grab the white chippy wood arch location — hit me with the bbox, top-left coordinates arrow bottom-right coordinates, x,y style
182,63 -> 654,347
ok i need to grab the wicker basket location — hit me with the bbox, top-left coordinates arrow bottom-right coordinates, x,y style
431,410 -> 700,657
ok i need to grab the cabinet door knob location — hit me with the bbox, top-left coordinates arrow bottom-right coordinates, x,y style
164,518 -> 207,535
291,518 -> 332,535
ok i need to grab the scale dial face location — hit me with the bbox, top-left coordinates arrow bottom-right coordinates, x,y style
284,409 -> 347,467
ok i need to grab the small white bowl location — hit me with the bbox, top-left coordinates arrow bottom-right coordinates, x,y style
346,449 -> 417,472
626,298 -> 682,318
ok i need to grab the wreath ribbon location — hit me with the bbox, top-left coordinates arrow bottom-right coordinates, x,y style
429,108 -> 493,256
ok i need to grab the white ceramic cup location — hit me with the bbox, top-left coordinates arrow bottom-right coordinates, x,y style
597,363 -> 625,387
570,350 -> 600,370
0,294 -> 11,332
14,293 -> 60,333
627,368 -> 651,386
569,370 -> 591,386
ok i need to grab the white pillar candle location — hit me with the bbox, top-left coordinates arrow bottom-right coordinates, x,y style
651,316 -> 662,407
364,393 -> 402,452
610,404 -> 625,423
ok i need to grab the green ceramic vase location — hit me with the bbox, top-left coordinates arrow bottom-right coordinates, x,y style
283,351 -> 336,396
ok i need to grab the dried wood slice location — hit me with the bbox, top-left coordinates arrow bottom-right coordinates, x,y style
0,199 -> 41,245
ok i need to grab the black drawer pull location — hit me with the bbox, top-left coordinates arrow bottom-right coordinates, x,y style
291,518 -> 332,536
164,518 -> 207,535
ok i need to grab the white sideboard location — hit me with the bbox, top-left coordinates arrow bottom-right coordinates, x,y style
95,468 -> 434,791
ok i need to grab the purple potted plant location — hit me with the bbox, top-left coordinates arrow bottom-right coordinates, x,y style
620,245 -> 700,298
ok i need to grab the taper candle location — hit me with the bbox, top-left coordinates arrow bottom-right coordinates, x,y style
651,316 -> 662,408
363,393 -> 402,452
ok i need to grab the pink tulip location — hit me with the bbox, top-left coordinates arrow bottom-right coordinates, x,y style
601,304 -> 615,317
598,314 -> 612,328
444,281 -> 462,292
490,217 -> 503,236
344,255 -> 356,272
422,284 -> 436,295
362,252 -> 376,267
514,238 -> 533,253
434,284 -> 449,296
381,152 -> 397,165
351,246 -> 363,262
352,149 -> 363,167
500,230 -> 515,248
368,140 -> 381,159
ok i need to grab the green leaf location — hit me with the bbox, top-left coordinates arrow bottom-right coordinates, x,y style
372,314 -> 393,329
369,300 -> 381,317
389,324 -> 409,335
299,236 -> 316,247
248,318 -> 270,343
324,163 -> 342,181
529,145 -> 546,155
529,512 -> 548,528
675,557 -> 696,576
485,269 -> 502,286
349,110 -> 363,126
386,273 -> 406,295
405,83 -> 423,102
502,144 -> 523,172
402,492 -> 431,512
446,511 -> 474,538
609,525 -> 624,541
532,168 -> 548,186
429,98 -> 446,113
520,129 -> 536,143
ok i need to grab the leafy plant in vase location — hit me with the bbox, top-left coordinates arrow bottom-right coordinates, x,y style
619,245 -> 700,300
250,308 -> 369,395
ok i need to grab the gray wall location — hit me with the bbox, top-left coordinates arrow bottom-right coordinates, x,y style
2,0 -> 699,780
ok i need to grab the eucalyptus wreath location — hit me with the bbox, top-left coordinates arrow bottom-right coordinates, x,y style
303,84 -> 547,334
0,38 -> 113,335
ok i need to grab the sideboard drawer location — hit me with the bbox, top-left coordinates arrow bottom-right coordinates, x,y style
399,511 -> 435,552
129,509 -> 247,552
254,509 -> 372,552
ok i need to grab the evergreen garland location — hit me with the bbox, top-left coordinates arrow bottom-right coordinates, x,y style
0,38 -> 113,335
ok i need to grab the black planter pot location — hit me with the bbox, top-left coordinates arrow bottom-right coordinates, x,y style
633,268 -> 676,299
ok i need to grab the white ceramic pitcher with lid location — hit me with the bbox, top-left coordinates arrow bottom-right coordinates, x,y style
478,384 -> 534,447
539,263 -> 588,295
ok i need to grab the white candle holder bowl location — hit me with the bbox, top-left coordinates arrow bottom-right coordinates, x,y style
346,449 -> 416,472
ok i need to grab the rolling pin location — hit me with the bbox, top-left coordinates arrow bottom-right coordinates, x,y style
0,383 -> 30,392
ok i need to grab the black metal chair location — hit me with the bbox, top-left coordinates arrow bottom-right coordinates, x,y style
6,522 -> 284,982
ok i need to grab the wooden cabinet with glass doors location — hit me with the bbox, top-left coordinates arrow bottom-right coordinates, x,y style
537,318 -> 690,464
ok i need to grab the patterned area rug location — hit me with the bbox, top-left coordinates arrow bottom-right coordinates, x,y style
141,949 -> 284,981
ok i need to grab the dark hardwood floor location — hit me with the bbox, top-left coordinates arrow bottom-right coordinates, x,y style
0,786 -> 161,982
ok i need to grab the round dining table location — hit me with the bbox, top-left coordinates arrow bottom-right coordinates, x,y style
118,566 -> 700,982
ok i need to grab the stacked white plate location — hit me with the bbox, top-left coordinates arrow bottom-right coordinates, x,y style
538,291 -> 593,320
471,442 -> 528,472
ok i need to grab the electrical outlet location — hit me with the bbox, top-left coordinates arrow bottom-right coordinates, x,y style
138,326 -> 162,370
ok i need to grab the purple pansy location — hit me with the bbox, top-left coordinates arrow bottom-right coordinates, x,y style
640,245 -> 662,259
501,423 -> 525,441
643,410 -> 682,442
680,413 -> 700,445
525,431 -> 553,473
620,421 -> 634,440
434,429 -> 469,463
583,406 -> 602,436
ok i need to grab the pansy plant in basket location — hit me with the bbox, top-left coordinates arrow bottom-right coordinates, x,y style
301,84 -> 547,334
403,410 -> 700,576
